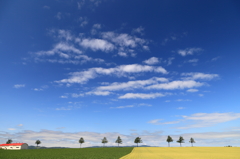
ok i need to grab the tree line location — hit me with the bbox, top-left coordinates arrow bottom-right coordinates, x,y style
78,136 -> 195,148
5,136 -> 195,148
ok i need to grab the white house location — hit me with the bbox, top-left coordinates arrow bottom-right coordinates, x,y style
0,143 -> 28,150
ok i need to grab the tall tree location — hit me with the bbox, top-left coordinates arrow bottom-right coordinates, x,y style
134,137 -> 142,147
115,136 -> 122,147
35,140 -> 41,148
177,136 -> 184,147
102,137 -> 108,147
166,136 -> 173,147
79,137 -> 84,148
6,139 -> 12,144
189,137 -> 195,147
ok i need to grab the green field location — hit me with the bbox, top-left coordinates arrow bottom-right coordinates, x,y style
0,147 -> 133,159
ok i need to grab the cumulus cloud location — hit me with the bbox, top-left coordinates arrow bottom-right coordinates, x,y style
13,84 -> 25,89
143,57 -> 159,65
178,48 -> 203,56
119,93 -> 166,99
56,64 -> 168,85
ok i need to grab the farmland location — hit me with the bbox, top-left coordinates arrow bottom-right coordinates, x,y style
0,147 -> 133,159
120,147 -> 240,159
1,147 -> 240,159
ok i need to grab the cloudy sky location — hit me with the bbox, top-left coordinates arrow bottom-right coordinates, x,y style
0,0 -> 240,148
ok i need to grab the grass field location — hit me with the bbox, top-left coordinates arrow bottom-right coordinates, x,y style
120,147 -> 240,159
0,147 -> 133,159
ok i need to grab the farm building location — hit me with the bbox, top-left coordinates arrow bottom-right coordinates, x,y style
0,143 -> 28,150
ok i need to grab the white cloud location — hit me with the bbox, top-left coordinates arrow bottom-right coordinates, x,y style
110,103 -> 151,109
182,72 -> 219,80
187,89 -> 199,92
110,105 -> 134,109
166,57 -> 175,65
132,26 -> 144,35
86,91 -> 111,96
178,48 -> 203,56
176,99 -> 191,102
56,104 -> 81,111
146,80 -> 204,90
55,12 -> 62,20
80,39 -> 114,52
8,128 -> 16,131
148,119 -> 180,125
119,93 -> 165,99
101,31 -> 149,57
143,57 -> 159,65
56,64 -> 168,85
187,59 -> 199,63
118,52 -> 128,57
13,84 -> 25,89
72,93 -> 84,98
199,94 -> 204,97
97,77 -> 168,91
43,6 -> 50,9
77,1 -> 85,9
93,24 -> 101,29
1,129 -> 240,147
178,113 -> 240,129
18,124 -> 23,127
211,56 -> 221,61
177,107 -> 185,109
60,96 -> 68,98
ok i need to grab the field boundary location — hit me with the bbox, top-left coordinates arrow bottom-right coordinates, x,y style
120,147 -> 135,159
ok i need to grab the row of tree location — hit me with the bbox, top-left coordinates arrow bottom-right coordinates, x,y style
6,136 -> 196,148
78,136 -> 195,148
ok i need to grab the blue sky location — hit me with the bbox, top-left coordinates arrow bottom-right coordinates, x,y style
0,0 -> 240,147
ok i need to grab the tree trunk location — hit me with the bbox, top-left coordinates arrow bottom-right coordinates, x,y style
192,143 -> 193,147
180,143 -> 182,147
168,142 -> 170,147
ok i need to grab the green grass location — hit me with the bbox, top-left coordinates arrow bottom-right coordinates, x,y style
0,147 -> 133,159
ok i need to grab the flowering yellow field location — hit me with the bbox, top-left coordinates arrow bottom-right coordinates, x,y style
120,147 -> 240,159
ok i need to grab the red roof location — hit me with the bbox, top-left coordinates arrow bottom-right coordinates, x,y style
0,143 -> 26,146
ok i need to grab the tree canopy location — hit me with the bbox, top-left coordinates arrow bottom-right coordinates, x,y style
6,139 -> 12,144
35,140 -> 41,147
166,136 -> 173,147
176,136 -> 184,147
115,136 -> 122,147
102,137 -> 108,147
189,137 -> 196,147
79,137 -> 85,148
134,137 -> 143,147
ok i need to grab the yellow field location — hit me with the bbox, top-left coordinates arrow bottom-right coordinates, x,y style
120,147 -> 240,159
